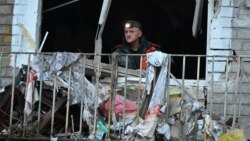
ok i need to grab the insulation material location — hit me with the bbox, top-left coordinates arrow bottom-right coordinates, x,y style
24,69 -> 39,115
32,52 -> 100,106
204,115 -> 223,141
32,52 -> 102,132
135,113 -> 158,138
110,115 -> 136,134
170,120 -> 181,141
155,123 -> 171,140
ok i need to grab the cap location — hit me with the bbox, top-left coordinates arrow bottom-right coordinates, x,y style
124,20 -> 142,30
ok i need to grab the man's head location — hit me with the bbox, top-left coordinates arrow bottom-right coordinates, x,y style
124,20 -> 143,44
124,20 -> 142,30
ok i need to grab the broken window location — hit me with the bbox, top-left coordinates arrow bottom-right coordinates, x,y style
41,0 -> 208,80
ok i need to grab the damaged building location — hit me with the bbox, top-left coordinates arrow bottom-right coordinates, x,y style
0,0 -> 250,140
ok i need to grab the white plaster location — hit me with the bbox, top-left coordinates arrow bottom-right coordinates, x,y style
210,38 -> 231,49
217,7 -> 234,17
10,34 -> 20,46
207,73 -> 223,81
210,27 -> 232,38
207,62 -> 227,72
206,0 -> 214,81
211,18 -> 232,28
12,14 -> 23,25
222,0 -> 232,6
208,50 -> 230,56
12,25 -> 21,35
11,0 -> 40,67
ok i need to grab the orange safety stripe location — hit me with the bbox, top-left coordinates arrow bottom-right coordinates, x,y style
141,46 -> 157,70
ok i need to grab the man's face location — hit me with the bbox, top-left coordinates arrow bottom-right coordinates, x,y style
124,27 -> 142,44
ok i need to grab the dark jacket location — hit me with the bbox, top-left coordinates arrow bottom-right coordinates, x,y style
113,38 -> 160,70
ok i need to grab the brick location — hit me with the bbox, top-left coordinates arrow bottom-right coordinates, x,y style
232,0 -> 245,7
232,17 -> 250,28
0,0 -> 15,4
207,61 -> 227,72
3,35 -> 11,44
0,0 -> 7,3
221,0 -> 233,6
0,35 -> 12,45
210,27 -> 232,38
246,0 -> 250,7
217,7 -> 234,18
235,50 -> 250,56
231,39 -> 250,51
207,72 -> 223,81
211,18 -> 232,28
211,92 -> 250,104
1,56 -> 10,65
0,15 -> 13,24
208,50 -> 231,56
209,103 -> 250,116
0,5 -> 13,14
0,26 -> 11,34
210,38 -> 231,49
0,46 -> 11,52
232,28 -> 250,39
6,0 -> 14,4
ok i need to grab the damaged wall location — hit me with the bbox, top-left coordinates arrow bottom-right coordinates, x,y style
0,0 -> 41,85
10,0 -> 41,67
0,0 -> 15,85
207,0 -> 250,137
1,0 -> 250,139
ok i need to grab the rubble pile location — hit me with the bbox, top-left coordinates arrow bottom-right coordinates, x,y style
0,52 -> 246,141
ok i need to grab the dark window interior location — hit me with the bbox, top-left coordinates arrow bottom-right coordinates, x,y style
41,0 -> 207,79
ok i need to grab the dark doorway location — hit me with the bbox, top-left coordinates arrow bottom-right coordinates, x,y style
41,0 -> 207,79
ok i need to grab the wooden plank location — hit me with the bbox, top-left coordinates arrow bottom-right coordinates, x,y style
84,59 -> 140,77
38,96 -> 67,132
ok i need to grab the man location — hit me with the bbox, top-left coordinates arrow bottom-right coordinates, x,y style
113,20 -> 160,70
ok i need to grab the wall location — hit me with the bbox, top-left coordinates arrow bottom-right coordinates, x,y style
10,0 -> 41,67
0,0 -> 15,85
0,0 -> 41,85
207,0 -> 250,138
1,0 -> 250,138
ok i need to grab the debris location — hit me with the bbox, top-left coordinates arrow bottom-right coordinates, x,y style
219,129 -> 245,141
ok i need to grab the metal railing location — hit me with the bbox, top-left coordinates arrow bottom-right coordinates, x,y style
0,52 -> 248,140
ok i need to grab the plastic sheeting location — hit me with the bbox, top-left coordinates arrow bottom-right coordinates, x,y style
32,52 -> 104,132
145,51 -> 169,111
32,52 -> 98,105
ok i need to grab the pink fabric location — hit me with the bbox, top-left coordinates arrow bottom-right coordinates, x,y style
101,95 -> 137,116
